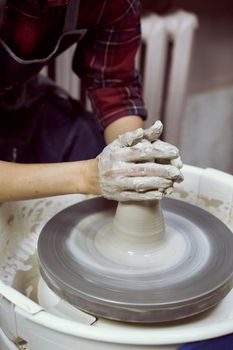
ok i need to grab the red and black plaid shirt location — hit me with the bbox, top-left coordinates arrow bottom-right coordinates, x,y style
0,0 -> 146,128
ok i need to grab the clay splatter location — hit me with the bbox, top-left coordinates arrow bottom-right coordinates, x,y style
173,188 -> 189,199
198,196 -> 223,209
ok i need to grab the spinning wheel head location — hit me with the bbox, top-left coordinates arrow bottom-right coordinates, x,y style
38,197 -> 233,323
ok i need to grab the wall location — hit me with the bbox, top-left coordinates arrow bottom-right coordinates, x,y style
142,0 -> 233,174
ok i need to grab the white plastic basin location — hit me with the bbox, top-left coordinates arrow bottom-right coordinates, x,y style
0,165 -> 232,350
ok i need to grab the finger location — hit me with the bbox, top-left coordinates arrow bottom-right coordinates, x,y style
171,156 -> 183,169
174,172 -> 184,183
112,139 -> 179,162
143,120 -> 163,142
112,176 -> 173,192
152,140 -> 179,159
116,190 -> 164,201
164,187 -> 174,195
105,163 -> 182,180
112,139 -> 155,162
118,128 -> 144,147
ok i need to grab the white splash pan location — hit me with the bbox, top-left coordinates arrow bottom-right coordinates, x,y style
0,165 -> 233,350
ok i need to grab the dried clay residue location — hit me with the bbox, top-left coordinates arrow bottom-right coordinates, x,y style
172,188 -> 189,199
7,215 -> 14,225
198,195 -> 223,209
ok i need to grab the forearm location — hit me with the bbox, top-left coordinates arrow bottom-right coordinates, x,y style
0,159 -> 100,201
104,115 -> 144,144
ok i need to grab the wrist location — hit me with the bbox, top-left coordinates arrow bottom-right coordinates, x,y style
78,159 -> 100,196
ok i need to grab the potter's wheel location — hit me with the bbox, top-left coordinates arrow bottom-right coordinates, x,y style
38,197 -> 233,323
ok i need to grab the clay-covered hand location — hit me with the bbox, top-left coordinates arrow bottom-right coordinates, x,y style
98,121 -> 183,201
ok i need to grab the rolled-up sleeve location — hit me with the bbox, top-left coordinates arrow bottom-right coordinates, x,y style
73,0 -> 147,130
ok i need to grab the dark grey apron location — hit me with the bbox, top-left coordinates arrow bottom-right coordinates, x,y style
0,0 -> 83,98
0,0 -> 105,162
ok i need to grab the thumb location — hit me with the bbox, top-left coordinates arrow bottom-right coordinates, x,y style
117,127 -> 144,147
143,120 -> 163,142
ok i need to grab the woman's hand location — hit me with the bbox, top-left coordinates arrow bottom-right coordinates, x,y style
98,121 -> 183,201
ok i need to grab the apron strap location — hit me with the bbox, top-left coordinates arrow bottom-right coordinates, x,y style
0,0 -> 80,33
63,0 -> 80,33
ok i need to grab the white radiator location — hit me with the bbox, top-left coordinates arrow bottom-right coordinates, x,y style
139,11 -> 198,146
42,11 -> 198,147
